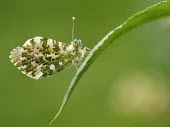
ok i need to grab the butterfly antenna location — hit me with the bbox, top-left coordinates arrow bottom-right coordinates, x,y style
72,17 -> 75,41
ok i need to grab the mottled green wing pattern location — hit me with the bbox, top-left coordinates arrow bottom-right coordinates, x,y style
9,37 -> 68,79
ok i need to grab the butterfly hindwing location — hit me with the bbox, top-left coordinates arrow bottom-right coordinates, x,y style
9,37 -> 65,79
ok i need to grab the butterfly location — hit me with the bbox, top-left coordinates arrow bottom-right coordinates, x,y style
9,17 -> 89,80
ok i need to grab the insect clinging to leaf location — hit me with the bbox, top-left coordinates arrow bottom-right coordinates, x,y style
9,17 -> 89,79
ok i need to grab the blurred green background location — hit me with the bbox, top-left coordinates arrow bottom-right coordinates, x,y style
1,0 -> 170,127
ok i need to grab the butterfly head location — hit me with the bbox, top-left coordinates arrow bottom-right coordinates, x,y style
71,39 -> 82,50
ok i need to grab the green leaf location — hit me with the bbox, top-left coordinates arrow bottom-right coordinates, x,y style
49,0 -> 170,125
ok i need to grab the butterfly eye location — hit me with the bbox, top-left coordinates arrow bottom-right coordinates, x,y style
77,39 -> 82,48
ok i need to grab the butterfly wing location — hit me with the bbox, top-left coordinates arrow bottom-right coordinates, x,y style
9,37 -> 63,79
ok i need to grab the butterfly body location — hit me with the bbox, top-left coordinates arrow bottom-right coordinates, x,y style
9,36 -> 86,79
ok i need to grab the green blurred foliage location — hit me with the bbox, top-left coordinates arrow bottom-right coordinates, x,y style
0,0 -> 170,127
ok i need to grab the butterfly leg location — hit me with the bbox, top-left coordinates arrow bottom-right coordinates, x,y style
74,63 -> 79,72
83,47 -> 92,55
